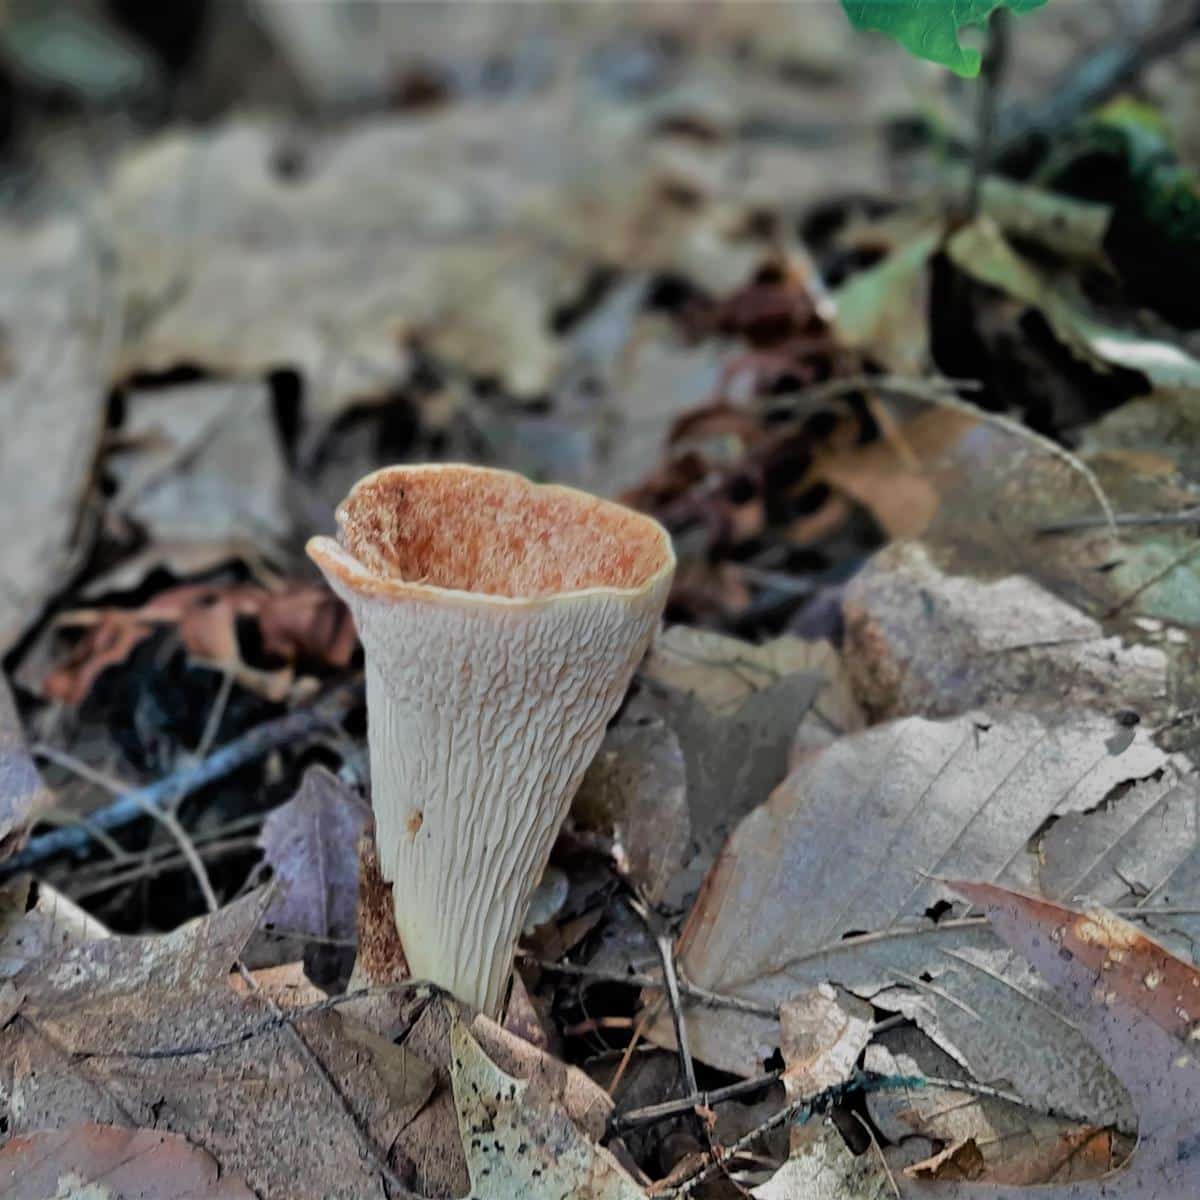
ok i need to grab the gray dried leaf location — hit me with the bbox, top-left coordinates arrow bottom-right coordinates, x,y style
843,541 -> 1169,723
0,221 -> 114,655
2,891 -> 424,1200
0,675 -> 53,859
258,765 -> 370,946
654,711 -> 1170,1125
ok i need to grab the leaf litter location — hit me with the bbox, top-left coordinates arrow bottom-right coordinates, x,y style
2,4 -> 1200,1196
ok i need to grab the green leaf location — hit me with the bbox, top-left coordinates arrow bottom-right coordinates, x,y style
841,0 -> 1049,76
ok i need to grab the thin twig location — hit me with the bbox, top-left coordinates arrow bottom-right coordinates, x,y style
612,1015 -> 910,1134
524,956 -> 778,1018
69,980 -> 429,1061
3,683 -> 361,877
855,1111 -> 901,1199
658,932 -> 698,1097
195,669 -> 235,763
665,1070 -> 1039,1196
1105,542 -> 1200,619
69,836 -> 261,901
33,744 -> 218,911
1039,505 -> 1200,535
612,1071 -> 783,1134
997,1 -> 1200,151
968,8 -> 1011,218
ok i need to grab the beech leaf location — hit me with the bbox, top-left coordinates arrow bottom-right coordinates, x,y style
901,883 -> 1200,1198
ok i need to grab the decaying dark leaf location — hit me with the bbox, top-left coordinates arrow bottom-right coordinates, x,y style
0,1124 -> 256,1199
573,713 -> 690,904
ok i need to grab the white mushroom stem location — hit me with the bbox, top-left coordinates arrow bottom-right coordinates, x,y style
308,464 -> 674,1017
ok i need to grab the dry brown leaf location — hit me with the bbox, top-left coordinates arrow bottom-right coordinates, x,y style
908,1139 -> 988,1182
0,221 -> 114,656
843,541 -> 1170,722
258,765 -> 370,954
0,1124 -> 256,1199
43,581 -> 357,704
809,409 -> 979,540
650,710 -> 1172,1127
1,890 -> 429,1199
0,674 -> 52,859
780,984 -> 873,1098
900,883 -> 1200,1198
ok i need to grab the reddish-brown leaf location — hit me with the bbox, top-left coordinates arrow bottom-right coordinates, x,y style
43,582 -> 357,704
0,1124 -> 255,1199
902,883 -> 1200,1199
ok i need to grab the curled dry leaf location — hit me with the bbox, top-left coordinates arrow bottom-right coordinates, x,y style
634,627 -> 833,907
258,765 -> 370,978
449,1008 -> 647,1199
0,674 -> 53,859
901,883 -> 1200,1199
808,408 -> 979,541
0,1124 -> 256,1200
573,713 -> 691,905
947,219 -> 1200,394
652,710 -> 1172,1126
843,541 -> 1169,722
831,228 -> 940,376
0,877 -> 109,980
43,581 -> 357,704
780,984 -> 873,1098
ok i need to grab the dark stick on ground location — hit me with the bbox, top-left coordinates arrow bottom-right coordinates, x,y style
1,682 -> 362,878
997,2 -> 1200,152
968,8 -> 1012,219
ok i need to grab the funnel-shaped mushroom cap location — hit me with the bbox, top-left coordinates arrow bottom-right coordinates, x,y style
308,464 -> 674,1016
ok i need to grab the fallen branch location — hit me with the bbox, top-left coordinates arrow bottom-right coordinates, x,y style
1,683 -> 362,878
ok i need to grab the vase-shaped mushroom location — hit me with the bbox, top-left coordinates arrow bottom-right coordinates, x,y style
308,464 -> 675,1017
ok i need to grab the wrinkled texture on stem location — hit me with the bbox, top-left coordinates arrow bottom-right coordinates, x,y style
309,464 -> 673,1016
